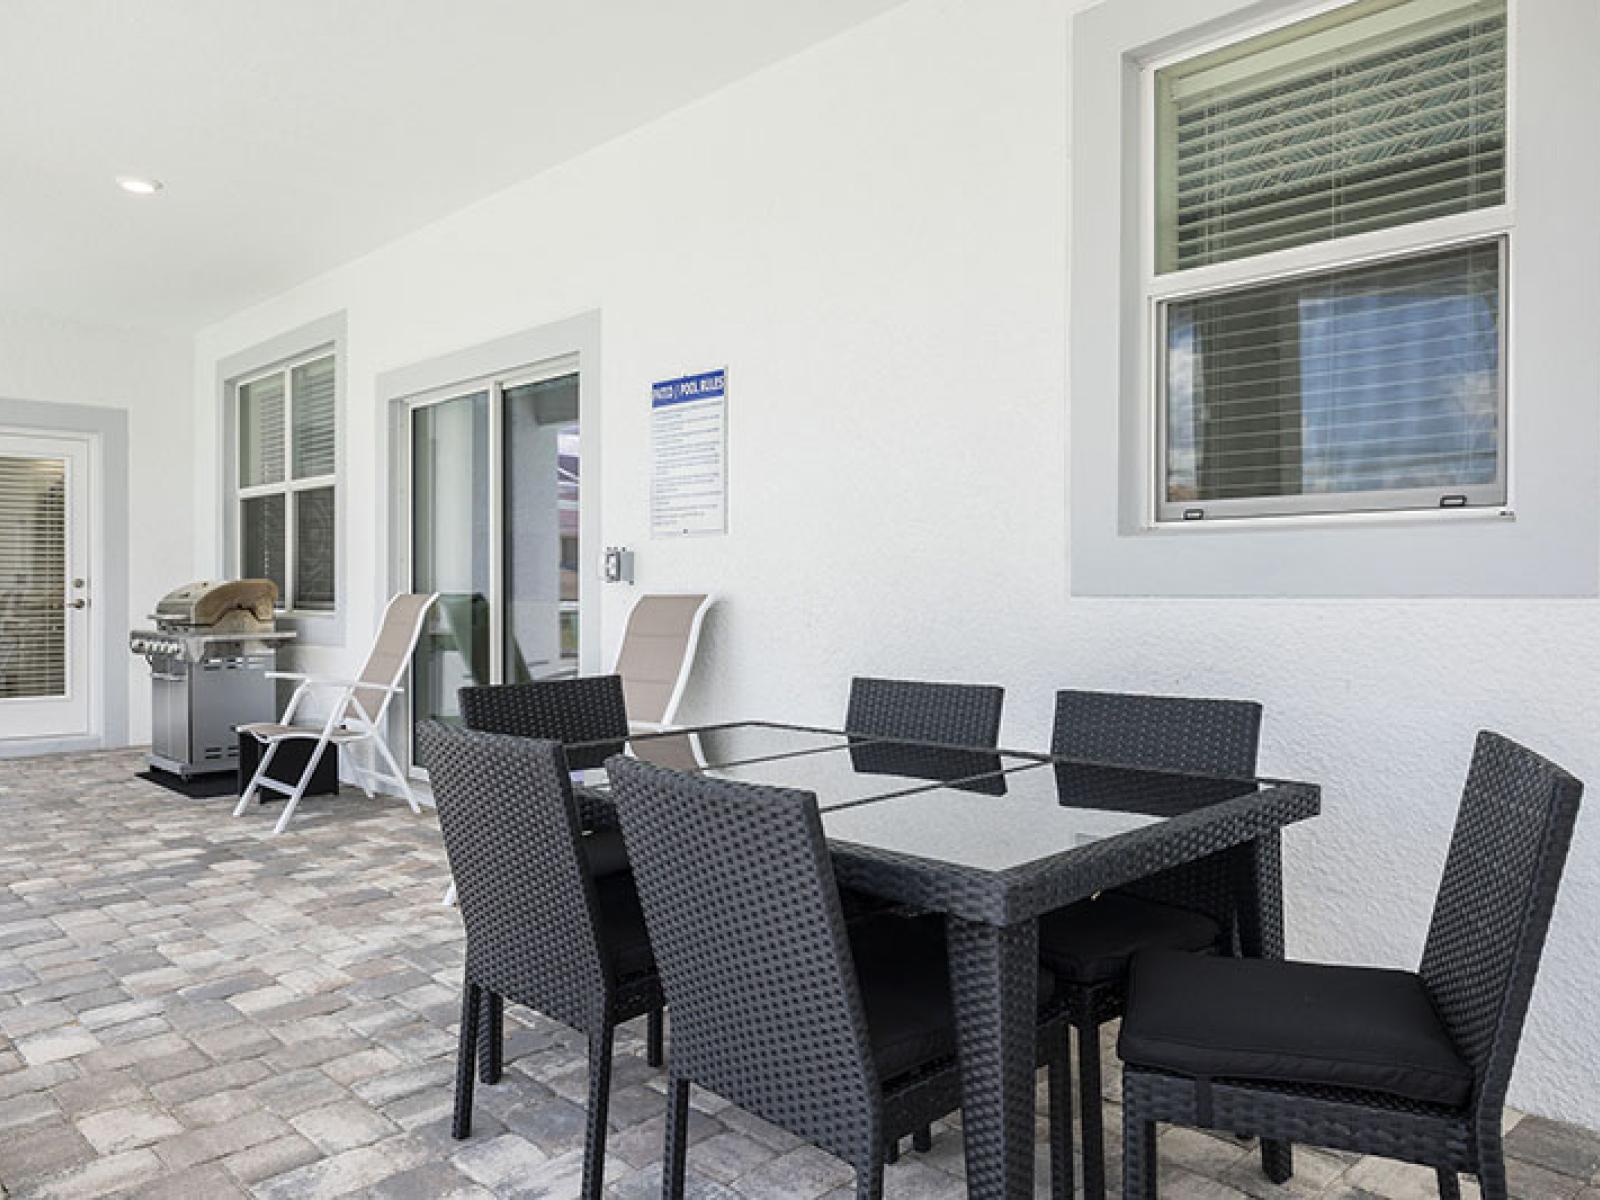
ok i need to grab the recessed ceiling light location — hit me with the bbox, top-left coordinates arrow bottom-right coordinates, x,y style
115,175 -> 164,196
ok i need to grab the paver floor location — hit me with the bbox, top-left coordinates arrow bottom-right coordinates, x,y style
2,750 -> 1597,1199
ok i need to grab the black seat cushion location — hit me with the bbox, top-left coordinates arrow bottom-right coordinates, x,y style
593,871 -> 655,979
581,827 -> 631,878
1038,894 -> 1221,984
1119,950 -> 1474,1108
849,913 -> 1056,1081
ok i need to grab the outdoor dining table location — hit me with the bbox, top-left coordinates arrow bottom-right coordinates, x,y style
571,720 -> 1322,1200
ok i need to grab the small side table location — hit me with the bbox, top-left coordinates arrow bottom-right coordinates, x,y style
236,734 -> 340,802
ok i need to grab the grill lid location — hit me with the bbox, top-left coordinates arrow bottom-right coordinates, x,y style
154,579 -> 278,630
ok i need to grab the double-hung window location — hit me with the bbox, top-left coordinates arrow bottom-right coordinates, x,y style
1150,0 -> 1508,522
235,352 -> 337,611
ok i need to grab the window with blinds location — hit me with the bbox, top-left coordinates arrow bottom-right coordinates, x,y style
235,350 -> 337,610
0,456 -> 66,699
1150,0 -> 1510,521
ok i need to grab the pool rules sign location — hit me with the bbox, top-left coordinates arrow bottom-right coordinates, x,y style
650,369 -> 727,537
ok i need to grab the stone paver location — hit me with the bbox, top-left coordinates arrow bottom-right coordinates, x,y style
0,749 -> 1596,1198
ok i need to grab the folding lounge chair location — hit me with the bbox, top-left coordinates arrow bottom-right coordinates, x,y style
235,592 -> 439,834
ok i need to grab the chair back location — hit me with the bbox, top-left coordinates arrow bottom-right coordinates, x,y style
845,676 -> 1004,748
1052,689 -> 1262,931
349,592 -> 439,725
1419,731 -> 1582,1112
418,723 -> 611,1028
1051,689 -> 1261,776
612,593 -> 713,728
608,756 -> 879,1163
460,675 -> 629,771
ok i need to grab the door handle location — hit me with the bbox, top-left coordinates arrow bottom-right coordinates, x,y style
64,598 -> 86,610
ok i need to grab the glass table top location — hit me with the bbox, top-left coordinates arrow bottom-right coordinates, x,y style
573,722 -> 1279,875
569,722 -> 852,774
574,722 -> 1038,808
822,761 -> 1261,872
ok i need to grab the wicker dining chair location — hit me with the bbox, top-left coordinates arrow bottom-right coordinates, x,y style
455,675 -> 660,1065
1040,688 -> 1263,1200
607,755 -> 1072,1200
844,675 -> 1005,747
460,674 -> 630,817
841,674 -> 1010,1157
1120,730 -> 1584,1200
417,723 -> 665,1200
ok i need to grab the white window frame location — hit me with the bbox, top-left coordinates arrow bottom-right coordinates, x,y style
233,348 -> 338,615
1140,0 -> 1516,525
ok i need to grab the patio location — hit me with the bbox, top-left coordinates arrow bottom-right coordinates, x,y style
2,3 -> 1599,1191
2,753 -> 1596,1200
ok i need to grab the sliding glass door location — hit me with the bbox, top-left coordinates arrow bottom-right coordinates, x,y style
405,365 -> 582,766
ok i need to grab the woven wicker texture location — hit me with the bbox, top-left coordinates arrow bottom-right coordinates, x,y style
1122,730 -> 1583,1200
1052,690 -> 1263,928
608,754 -> 881,1166
420,723 -> 613,1025
1420,731 -> 1584,1111
1051,689 -> 1262,776
418,723 -> 665,1200
946,916 -> 1049,1199
845,676 -> 1004,748
459,675 -> 629,770
1046,688 -> 1266,1200
607,753 -> 1073,1199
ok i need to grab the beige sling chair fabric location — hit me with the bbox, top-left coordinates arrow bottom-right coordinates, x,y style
613,593 -> 714,730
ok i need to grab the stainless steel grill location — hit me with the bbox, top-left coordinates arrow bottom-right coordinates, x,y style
129,580 -> 296,779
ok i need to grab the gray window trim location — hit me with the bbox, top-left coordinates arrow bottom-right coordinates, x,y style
1068,0 -> 1600,597
216,312 -> 347,645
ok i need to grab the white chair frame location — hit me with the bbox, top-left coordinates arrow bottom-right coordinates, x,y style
234,592 -> 439,835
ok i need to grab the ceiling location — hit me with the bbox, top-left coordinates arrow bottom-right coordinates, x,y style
0,1 -> 908,334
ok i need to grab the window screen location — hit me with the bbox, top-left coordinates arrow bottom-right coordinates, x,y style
1164,240 -> 1502,515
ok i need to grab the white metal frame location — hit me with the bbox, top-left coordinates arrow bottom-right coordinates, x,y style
1139,0 -> 1517,525
234,592 -> 439,835
234,348 -> 339,614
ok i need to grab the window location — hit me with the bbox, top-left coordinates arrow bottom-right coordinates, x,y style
235,352 -> 336,611
1151,0 -> 1508,521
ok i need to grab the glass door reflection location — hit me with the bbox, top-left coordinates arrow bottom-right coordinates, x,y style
503,375 -> 580,682
411,391 -> 490,760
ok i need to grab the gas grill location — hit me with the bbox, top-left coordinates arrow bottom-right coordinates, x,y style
129,580 -> 296,779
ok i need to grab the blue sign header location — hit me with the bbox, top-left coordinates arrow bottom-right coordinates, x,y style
652,369 -> 726,408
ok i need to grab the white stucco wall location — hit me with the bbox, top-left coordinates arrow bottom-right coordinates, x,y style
0,308 -> 193,747
191,0 -> 1600,1125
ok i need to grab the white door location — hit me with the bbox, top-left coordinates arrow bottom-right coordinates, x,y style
0,432 -> 93,741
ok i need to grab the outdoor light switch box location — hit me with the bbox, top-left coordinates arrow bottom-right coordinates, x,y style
603,546 -> 635,584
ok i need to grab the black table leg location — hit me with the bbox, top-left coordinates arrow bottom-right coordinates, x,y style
946,915 -> 1038,1200
1235,832 -> 1294,1183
